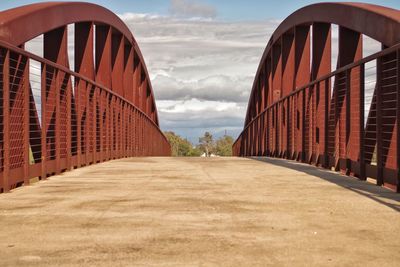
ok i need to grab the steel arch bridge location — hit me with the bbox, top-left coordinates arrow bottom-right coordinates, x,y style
233,3 -> 400,192
0,2 -> 170,193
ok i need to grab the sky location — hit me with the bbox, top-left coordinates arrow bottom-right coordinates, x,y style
2,0 -> 400,143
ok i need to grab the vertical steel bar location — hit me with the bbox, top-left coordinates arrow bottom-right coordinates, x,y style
312,23 -> 331,164
345,68 -> 351,174
334,72 -> 339,170
109,94 -> 112,160
131,107 -> 134,156
76,78 -> 81,167
95,25 -> 112,89
359,63 -> 366,180
324,79 -> 329,168
66,74 -> 72,170
41,63 -> 47,179
23,56 -> 30,184
105,92 -> 109,160
377,56 -> 383,186
267,109 -> 270,156
121,102 -> 124,157
55,70 -> 61,174
98,90 -> 102,162
122,109 -> 126,156
104,92 -> 107,161
2,49 -> 10,192
286,98 -> 290,159
302,89 -> 306,162
92,86 -> 96,163
338,26 -> 362,174
110,96 -> 114,159
85,82 -> 90,165
397,50 -> 400,192
117,99 -> 121,158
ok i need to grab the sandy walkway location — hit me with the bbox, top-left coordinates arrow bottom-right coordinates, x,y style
0,157 -> 399,266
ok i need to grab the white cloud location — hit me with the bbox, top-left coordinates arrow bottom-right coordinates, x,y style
120,13 -> 279,141
158,98 -> 239,113
152,74 -> 253,102
169,0 -> 217,18
157,99 -> 246,143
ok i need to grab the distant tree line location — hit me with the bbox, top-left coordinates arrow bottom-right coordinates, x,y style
164,131 -> 234,157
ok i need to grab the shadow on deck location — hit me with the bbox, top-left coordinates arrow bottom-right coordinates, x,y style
251,157 -> 400,213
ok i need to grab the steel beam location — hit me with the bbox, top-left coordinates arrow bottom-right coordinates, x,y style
2,49 -> 9,192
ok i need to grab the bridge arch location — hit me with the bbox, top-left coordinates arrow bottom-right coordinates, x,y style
0,2 -> 158,121
234,3 -> 400,192
0,2 -> 170,193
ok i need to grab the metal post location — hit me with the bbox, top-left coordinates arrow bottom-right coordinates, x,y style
55,69 -> 61,174
92,86 -> 96,163
85,82 -> 90,165
76,78 -> 81,168
23,56 -> 30,184
41,63 -> 47,179
3,49 -> 10,192
397,50 -> 400,192
302,89 -> 306,162
376,56 -> 383,186
324,79 -> 329,168
359,63 -> 366,180
66,74 -> 72,170
345,68 -> 351,175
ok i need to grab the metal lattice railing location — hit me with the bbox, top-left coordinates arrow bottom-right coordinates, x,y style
0,41 -> 170,193
233,44 -> 400,192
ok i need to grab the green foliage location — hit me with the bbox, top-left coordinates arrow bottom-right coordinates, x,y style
215,135 -> 233,156
187,146 -> 202,157
178,139 -> 192,156
164,131 -> 199,157
165,131 -> 234,157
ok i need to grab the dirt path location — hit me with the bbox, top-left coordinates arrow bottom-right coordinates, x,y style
0,157 -> 399,266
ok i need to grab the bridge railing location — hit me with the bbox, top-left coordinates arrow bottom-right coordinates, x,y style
0,40 -> 170,192
233,43 -> 400,192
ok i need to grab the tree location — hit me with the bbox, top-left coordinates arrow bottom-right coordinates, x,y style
215,135 -> 234,156
187,146 -> 202,157
178,138 -> 192,156
164,131 -> 181,156
199,132 -> 215,157
164,131 -> 201,157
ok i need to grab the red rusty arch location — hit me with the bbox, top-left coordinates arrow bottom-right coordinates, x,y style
0,2 -> 132,46
0,2 -> 159,125
0,2 -> 171,193
234,3 -> 400,192
245,2 -> 400,125
267,2 -> 400,48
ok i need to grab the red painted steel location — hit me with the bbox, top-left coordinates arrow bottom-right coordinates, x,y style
0,2 -> 159,126
0,3 -> 170,193
233,3 -> 400,192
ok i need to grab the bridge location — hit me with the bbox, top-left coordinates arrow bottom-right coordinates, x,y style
233,2 -> 400,193
0,2 -> 399,266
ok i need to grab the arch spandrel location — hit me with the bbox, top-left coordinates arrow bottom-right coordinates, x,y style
245,2 -> 400,125
0,2 -> 159,125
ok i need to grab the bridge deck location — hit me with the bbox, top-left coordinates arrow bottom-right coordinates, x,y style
0,157 -> 399,266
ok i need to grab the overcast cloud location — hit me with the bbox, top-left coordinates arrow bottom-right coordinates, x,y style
169,0 -> 217,18
120,10 -> 383,143
120,12 -> 279,142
